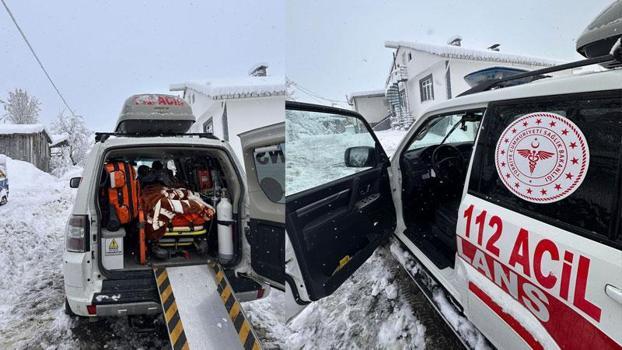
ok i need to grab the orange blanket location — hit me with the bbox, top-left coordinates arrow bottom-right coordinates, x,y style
141,185 -> 215,240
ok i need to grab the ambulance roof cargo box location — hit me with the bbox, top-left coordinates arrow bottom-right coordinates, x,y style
576,0 -> 622,67
115,94 -> 195,135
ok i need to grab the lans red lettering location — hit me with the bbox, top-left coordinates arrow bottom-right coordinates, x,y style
522,282 -> 550,322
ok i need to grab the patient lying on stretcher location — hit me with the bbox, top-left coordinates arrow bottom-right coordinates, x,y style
137,161 -> 215,259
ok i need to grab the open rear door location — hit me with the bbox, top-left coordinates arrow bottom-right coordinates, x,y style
239,123 -> 286,290
285,101 -> 396,302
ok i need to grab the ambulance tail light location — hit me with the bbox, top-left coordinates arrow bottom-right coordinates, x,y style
86,304 -> 97,315
66,215 -> 90,252
256,287 -> 265,299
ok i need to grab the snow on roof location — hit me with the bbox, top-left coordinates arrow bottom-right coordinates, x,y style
0,123 -> 52,142
50,133 -> 69,147
0,123 -> 46,134
385,41 -> 561,67
170,76 -> 287,100
349,89 -> 385,98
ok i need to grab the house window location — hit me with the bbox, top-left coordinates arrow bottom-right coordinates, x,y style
203,117 -> 213,133
419,74 -> 434,102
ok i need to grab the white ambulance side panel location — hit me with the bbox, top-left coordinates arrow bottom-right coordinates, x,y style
457,195 -> 622,349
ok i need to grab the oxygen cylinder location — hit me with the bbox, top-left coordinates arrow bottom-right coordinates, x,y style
217,189 -> 234,263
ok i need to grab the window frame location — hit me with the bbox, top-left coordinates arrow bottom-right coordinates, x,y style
419,74 -> 434,102
403,108 -> 486,152
467,90 -> 622,249
285,101 -> 390,196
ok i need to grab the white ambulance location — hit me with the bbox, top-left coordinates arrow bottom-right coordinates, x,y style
284,5 -> 622,348
63,94 -> 285,317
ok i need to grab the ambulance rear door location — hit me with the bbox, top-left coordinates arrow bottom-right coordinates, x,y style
239,123 -> 286,291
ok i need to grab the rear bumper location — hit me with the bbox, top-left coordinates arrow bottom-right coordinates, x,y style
95,302 -> 161,316
68,267 -> 268,316
67,276 -> 162,317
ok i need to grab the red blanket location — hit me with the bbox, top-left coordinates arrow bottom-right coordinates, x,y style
141,185 -> 215,240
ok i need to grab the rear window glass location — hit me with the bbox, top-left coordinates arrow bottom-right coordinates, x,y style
469,92 -> 622,245
254,143 -> 285,203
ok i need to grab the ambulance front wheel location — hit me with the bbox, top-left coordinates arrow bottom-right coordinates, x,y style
0,195 -> 7,205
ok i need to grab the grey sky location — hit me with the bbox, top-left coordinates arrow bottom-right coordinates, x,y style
0,0 -> 284,131
286,0 -> 615,106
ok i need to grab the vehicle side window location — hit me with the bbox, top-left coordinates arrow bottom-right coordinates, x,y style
469,92 -> 622,246
286,109 -> 376,195
408,113 -> 481,151
254,142 -> 285,203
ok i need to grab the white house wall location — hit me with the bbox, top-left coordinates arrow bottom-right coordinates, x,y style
221,96 -> 284,160
353,95 -> 388,124
396,47 -> 551,122
405,56 -> 447,120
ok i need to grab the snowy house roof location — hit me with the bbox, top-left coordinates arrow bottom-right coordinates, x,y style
50,133 -> 69,147
385,41 -> 561,67
170,76 -> 287,100
0,124 -> 52,142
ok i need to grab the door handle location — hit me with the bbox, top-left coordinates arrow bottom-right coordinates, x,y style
605,284 -> 622,305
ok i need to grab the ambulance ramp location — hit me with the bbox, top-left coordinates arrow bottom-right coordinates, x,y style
153,263 -> 261,350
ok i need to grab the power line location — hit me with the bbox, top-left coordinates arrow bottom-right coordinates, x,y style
288,79 -> 348,105
1,0 -> 76,116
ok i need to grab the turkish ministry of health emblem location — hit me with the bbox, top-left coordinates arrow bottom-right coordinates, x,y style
495,112 -> 590,204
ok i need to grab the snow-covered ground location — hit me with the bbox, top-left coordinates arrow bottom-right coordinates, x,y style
0,157 -> 172,349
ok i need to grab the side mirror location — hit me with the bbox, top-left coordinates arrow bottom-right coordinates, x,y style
344,146 -> 376,167
69,177 -> 82,189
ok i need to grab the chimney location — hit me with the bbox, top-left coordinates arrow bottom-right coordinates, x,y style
487,44 -> 501,52
447,35 -> 462,47
249,64 -> 268,77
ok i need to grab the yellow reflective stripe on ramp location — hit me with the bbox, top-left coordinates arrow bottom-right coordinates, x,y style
210,262 -> 262,350
154,267 -> 189,350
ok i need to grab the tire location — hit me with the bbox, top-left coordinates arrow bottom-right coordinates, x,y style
64,298 -> 76,317
0,196 -> 6,205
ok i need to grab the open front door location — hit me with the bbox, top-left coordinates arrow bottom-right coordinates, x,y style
285,101 -> 396,302
239,123 -> 286,290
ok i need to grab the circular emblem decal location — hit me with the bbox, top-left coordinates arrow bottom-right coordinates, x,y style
495,112 -> 589,204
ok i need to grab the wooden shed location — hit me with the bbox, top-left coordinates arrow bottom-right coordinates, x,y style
0,124 -> 52,172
